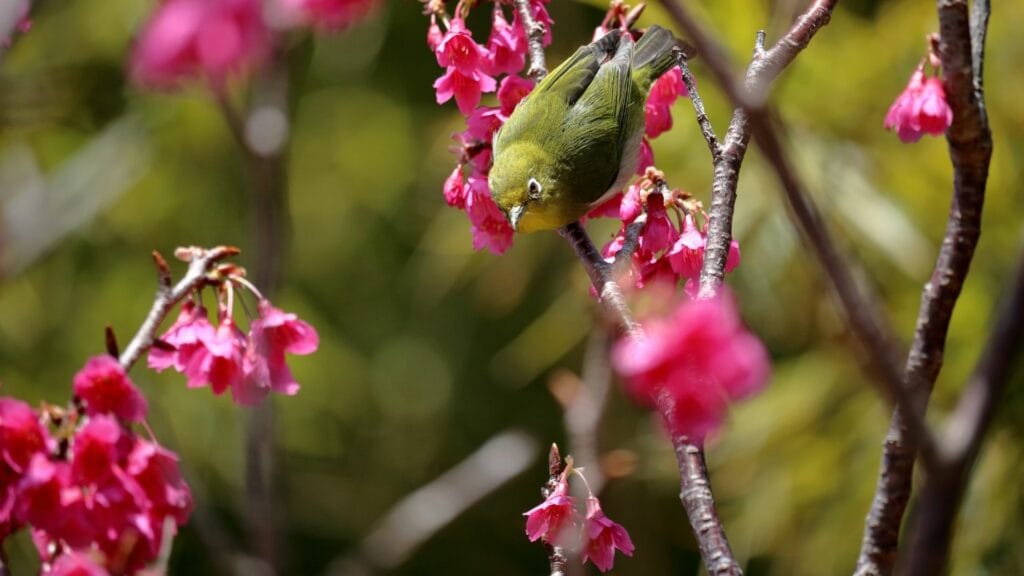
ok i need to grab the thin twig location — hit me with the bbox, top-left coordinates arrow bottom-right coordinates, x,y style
660,396 -> 741,576
611,214 -> 648,273
117,246 -> 239,371
559,222 -> 643,339
899,247 -> 1022,576
674,50 -> 719,160
514,0 -> 547,82
856,1 -> 994,572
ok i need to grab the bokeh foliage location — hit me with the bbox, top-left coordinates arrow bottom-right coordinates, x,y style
1,0 -> 1022,574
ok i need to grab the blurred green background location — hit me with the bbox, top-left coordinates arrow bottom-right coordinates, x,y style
1,0 -> 1022,574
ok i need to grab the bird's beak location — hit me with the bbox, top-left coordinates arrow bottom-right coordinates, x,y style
508,204 -> 525,232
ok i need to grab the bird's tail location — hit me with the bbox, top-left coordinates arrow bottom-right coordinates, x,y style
632,25 -> 682,90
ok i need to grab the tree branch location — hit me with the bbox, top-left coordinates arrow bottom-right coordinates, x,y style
558,222 -> 642,339
514,0 -> 547,82
856,1 -> 994,572
899,246 -> 1021,576
117,246 -> 239,371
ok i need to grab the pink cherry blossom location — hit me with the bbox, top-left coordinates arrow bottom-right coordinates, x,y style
463,106 -> 505,143
884,66 -> 952,143
612,293 -> 771,439
191,319 -> 248,398
243,299 -> 320,401
912,77 -> 953,135
484,11 -> 527,76
648,66 -> 687,106
667,215 -> 741,279
0,398 -> 48,476
523,476 -> 576,544
126,440 -> 192,525
637,193 -> 677,256
586,192 -> 624,220
435,18 -> 487,74
47,550 -> 109,576
281,0 -> 376,31
636,138 -> 654,175
497,75 -> 534,115
619,184 -> 643,224
72,356 -> 148,422
580,497 -> 634,572
131,0 -> 270,89
434,67 -> 497,116
465,179 -> 514,255
443,165 -> 467,209
148,301 -> 215,374
71,416 -> 121,486
644,102 -> 673,139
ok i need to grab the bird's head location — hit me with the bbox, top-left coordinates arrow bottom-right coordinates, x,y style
488,143 -> 574,233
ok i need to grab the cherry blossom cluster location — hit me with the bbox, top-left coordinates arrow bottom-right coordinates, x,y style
148,255 -> 319,406
523,461 -> 633,572
429,0 -> 688,255
590,169 -> 741,295
612,292 -> 770,439
884,38 -> 953,143
1,365 -> 190,575
131,0 -> 375,89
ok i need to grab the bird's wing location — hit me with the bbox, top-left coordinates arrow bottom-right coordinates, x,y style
531,29 -> 622,105
552,36 -> 637,203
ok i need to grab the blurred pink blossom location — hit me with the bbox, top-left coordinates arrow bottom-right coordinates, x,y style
131,0 -> 270,89
72,356 -> 148,423
281,0 -> 376,31
612,293 -> 770,439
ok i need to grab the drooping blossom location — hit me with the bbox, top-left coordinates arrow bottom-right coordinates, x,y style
148,301 -> 215,374
580,497 -> 634,572
70,416 -> 122,486
432,18 -> 497,115
523,475 -> 575,545
483,10 -> 527,76
465,177 -> 514,255
667,214 -> 741,280
443,164 -> 467,209
244,299 -> 320,401
131,0 -> 270,89
72,356 -> 148,423
280,0 -> 376,31
496,75 -> 534,115
612,293 -> 771,439
191,318 -> 248,399
884,66 -> 952,143
149,295 -> 316,406
0,398 -> 49,540
644,67 -> 687,139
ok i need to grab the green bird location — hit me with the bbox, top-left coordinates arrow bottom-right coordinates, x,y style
489,25 -> 679,233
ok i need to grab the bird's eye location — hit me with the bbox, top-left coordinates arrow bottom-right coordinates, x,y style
527,177 -> 542,200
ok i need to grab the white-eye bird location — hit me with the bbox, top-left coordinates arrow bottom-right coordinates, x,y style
489,26 -> 679,233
